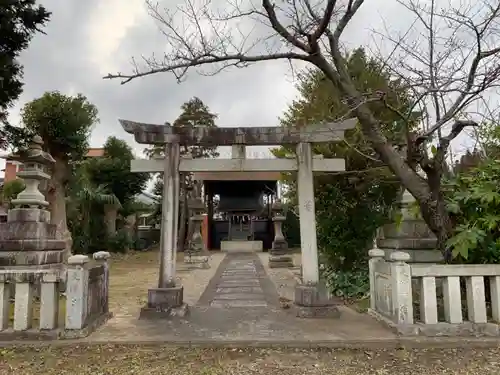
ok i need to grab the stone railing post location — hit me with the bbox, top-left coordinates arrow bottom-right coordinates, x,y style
389,251 -> 413,324
39,272 -> 61,330
93,251 -> 110,313
368,246 -> 385,311
65,254 -> 90,330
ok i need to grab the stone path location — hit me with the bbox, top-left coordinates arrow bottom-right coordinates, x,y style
199,253 -> 278,308
83,252 -> 399,344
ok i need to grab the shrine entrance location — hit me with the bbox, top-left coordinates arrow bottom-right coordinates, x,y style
121,118 -> 355,317
197,145 -> 279,251
206,179 -> 277,249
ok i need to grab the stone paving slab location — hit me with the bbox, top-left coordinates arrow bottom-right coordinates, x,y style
198,253 -> 277,308
216,287 -> 262,293
210,300 -> 268,307
219,280 -> 260,285
214,293 -> 266,300
87,304 -> 396,343
220,275 -> 256,280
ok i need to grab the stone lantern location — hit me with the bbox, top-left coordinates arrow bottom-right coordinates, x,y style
0,135 -> 66,270
268,198 -> 293,268
184,197 -> 210,269
378,188 -> 441,263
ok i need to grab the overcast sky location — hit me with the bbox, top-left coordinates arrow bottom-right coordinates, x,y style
4,0 -> 476,179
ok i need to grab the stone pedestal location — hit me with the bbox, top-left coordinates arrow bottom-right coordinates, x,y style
0,208 -> 66,267
184,255 -> 210,269
269,239 -> 293,268
0,136 -> 65,297
293,283 -> 341,318
378,189 -> 442,263
184,197 -> 211,269
268,201 -> 293,268
140,286 -> 189,319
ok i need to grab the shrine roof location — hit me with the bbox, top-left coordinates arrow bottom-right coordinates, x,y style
193,171 -> 281,181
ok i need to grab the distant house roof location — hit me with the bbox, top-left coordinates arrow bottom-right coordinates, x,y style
86,148 -> 105,157
135,191 -> 158,205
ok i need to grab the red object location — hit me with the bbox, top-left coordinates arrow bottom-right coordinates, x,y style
201,214 -> 209,250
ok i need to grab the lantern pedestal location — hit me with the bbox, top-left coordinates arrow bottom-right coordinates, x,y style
268,201 -> 293,268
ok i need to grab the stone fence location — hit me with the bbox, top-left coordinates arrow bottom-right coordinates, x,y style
369,248 -> 500,336
0,251 -> 111,340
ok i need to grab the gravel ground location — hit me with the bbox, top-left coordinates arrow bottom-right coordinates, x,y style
2,345 -> 500,374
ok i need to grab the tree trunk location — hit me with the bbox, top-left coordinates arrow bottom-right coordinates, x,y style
47,159 -> 72,261
103,204 -> 118,236
416,171 -> 454,261
125,214 -> 136,237
313,55 -> 454,258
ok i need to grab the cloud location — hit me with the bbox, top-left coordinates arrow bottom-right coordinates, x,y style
85,0 -> 149,75
4,0 -> 477,179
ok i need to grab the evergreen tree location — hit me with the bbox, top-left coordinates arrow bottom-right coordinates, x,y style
146,97 -> 219,250
276,49 -> 417,298
0,1 -> 51,147
6,91 -> 98,257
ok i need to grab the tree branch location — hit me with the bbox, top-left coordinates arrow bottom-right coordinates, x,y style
262,0 -> 311,53
104,51 -> 311,84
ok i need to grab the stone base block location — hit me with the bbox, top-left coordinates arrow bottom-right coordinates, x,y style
140,286 -> 188,319
377,237 -> 437,251
147,286 -> 183,308
7,208 -> 51,223
140,303 -> 190,319
184,255 -> 210,269
62,312 -> 113,339
294,304 -> 341,318
0,239 -> 66,252
268,255 -> 293,268
383,248 -> 443,263
293,284 -> 341,319
0,221 -> 59,241
271,240 -> 288,251
368,309 -> 500,337
269,249 -> 287,257
382,221 -> 434,239
0,250 -> 65,267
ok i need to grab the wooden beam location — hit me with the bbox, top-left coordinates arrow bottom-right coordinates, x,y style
119,118 -> 357,145
130,158 -> 346,173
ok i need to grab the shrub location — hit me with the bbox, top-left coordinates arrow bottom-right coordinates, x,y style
324,269 -> 370,300
107,230 -> 133,253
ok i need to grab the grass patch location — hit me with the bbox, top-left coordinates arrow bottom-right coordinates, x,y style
353,297 -> 370,313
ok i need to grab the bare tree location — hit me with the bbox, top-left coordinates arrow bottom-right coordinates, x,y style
105,0 -> 500,259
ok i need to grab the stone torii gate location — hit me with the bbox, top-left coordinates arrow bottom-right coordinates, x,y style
121,118 -> 356,317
